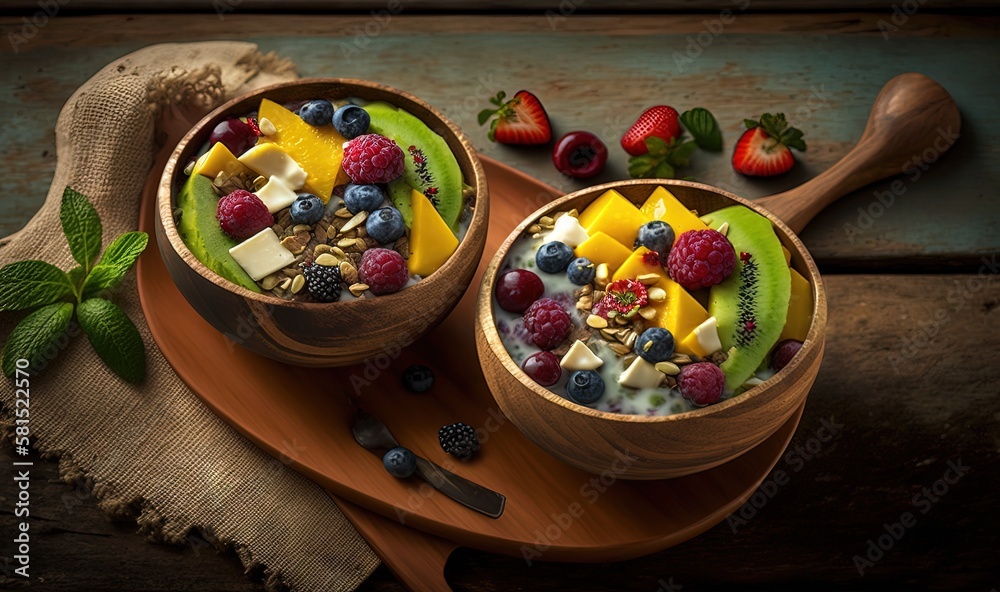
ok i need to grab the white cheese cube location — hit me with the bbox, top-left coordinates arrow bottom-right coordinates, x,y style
238,144 -> 307,190
255,176 -> 298,213
228,228 -> 295,281
559,340 -> 604,371
545,215 -> 589,247
692,316 -> 723,355
618,356 -> 665,390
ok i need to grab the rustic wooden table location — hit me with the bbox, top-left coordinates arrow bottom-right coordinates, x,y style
1,9 -> 998,591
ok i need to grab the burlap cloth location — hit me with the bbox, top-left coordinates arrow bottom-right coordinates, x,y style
0,42 -> 380,591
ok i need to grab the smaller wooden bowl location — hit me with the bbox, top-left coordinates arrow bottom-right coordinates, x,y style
156,79 -> 488,367
475,180 -> 827,480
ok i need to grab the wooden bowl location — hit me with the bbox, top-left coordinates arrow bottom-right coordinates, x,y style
475,180 -> 826,480
156,79 -> 488,367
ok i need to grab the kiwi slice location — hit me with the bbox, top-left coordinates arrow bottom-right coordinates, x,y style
364,101 -> 464,231
176,173 -> 260,292
706,206 -> 790,392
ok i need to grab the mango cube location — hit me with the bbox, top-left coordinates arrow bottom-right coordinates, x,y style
641,186 -> 710,245
407,188 -> 458,277
612,246 -> 666,283
256,99 -> 347,202
778,267 -> 812,342
192,142 -> 253,180
577,189 -> 649,248
679,316 -> 722,358
649,277 -> 711,355
574,231 -> 632,273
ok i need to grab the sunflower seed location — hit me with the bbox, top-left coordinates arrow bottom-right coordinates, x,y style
349,283 -> 369,297
289,224 -> 309,235
744,377 -> 765,387
314,244 -> 333,256
614,314 -> 629,326
648,287 -> 666,302
595,263 -> 609,287
281,267 -> 301,278
539,216 -> 554,226
586,314 -> 608,329
578,284 -> 593,296
260,274 -> 280,290
608,342 -> 631,355
326,225 -> 339,240
337,238 -> 356,249
528,224 -> 542,234
622,331 -> 637,349
355,238 -> 370,251
669,353 -> 693,365
655,362 -> 681,375
258,117 -> 277,136
213,171 -> 227,187
637,273 -> 661,286
340,211 -> 368,233
331,246 -> 347,259
281,236 -> 306,255
638,306 -> 657,320
315,253 -> 339,266
278,277 -> 292,291
340,261 -> 359,284
335,207 -> 353,219
290,274 -> 305,294
600,328 -> 618,340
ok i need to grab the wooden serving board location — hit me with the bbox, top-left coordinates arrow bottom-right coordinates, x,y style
136,152 -> 805,588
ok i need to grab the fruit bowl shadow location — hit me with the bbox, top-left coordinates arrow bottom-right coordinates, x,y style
475,179 -> 826,480
156,79 -> 488,367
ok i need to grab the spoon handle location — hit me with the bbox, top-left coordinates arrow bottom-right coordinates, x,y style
413,457 -> 507,519
757,73 -> 961,234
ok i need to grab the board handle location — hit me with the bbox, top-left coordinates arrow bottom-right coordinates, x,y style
757,73 -> 961,234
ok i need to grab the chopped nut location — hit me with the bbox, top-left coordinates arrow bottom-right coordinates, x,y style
315,253 -> 339,266
292,224 -> 312,235
339,261 -> 359,284
638,306 -> 657,320
337,238 -> 356,249
355,238 -> 370,251
622,331 -> 637,349
213,171 -> 227,187
637,273 -> 661,286
669,353 -> 693,365
655,361 -> 681,375
717,221 -> 730,236
539,215 -> 554,226
278,277 -> 292,291
595,263 -> 610,287
614,314 -> 629,326
648,287 -> 667,302
335,207 -> 353,219
600,328 -> 618,340
258,117 -> 277,136
260,274 -> 280,290
331,246 -> 348,259
280,236 -> 306,255
349,283 -> 369,297
586,314 -> 608,329
290,274 -> 305,294
578,284 -> 593,296
528,224 -> 542,234
567,208 -> 579,218
314,244 -> 333,256
281,267 -> 301,278
608,343 -> 631,355
326,225 -> 339,240
182,160 -> 195,176
340,211 -> 368,233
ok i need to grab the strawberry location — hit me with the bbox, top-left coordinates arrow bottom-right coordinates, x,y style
732,113 -> 807,177
478,90 -> 552,145
621,106 -> 682,156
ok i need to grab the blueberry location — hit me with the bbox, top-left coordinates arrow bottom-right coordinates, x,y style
402,364 -> 435,393
634,327 -> 675,363
332,104 -> 371,139
343,183 -> 386,215
299,100 -> 334,127
566,370 -> 605,404
289,193 -> 324,225
366,206 -> 406,244
382,447 -> 417,478
566,257 -> 595,285
535,241 -> 575,274
636,220 -> 675,256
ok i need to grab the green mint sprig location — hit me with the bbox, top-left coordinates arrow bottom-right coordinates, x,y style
1,188 -> 148,383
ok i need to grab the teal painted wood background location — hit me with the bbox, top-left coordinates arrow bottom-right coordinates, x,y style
1,14 -> 997,268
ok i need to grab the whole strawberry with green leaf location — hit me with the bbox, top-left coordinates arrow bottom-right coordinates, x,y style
732,113 -> 807,177
0,188 -> 148,383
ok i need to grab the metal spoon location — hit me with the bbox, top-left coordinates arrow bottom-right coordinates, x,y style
351,407 -> 506,519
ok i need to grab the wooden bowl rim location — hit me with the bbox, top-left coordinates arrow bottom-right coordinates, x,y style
157,77 -> 489,311
477,178 -> 828,424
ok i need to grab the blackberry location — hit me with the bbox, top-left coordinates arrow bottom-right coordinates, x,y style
438,422 -> 480,460
302,264 -> 343,302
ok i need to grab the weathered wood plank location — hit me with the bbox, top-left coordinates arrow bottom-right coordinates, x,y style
0,14 -> 997,267
3,273 -> 998,589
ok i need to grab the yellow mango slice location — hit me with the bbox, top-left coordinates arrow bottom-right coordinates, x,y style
574,231 -> 632,273
649,277 -> 711,355
577,189 -> 649,248
781,245 -> 792,266
408,189 -> 458,277
256,99 -> 347,203
641,186 -> 710,245
612,246 -> 666,283
192,142 -> 252,180
778,267 -> 812,342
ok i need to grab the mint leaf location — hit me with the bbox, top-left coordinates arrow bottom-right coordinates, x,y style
82,232 -> 149,297
60,187 -> 103,271
2,302 -> 74,376
0,260 -> 74,311
76,297 -> 145,383
68,266 -> 86,291
681,108 -> 723,151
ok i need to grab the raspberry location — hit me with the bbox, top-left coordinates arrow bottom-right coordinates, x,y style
359,248 -> 409,295
522,298 -> 572,350
341,133 -> 405,184
677,362 -> 725,406
302,264 -> 342,302
216,189 -> 274,240
667,229 -> 736,290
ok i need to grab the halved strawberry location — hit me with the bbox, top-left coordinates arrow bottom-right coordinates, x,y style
621,106 -> 682,156
732,113 -> 807,177
478,90 -> 552,145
